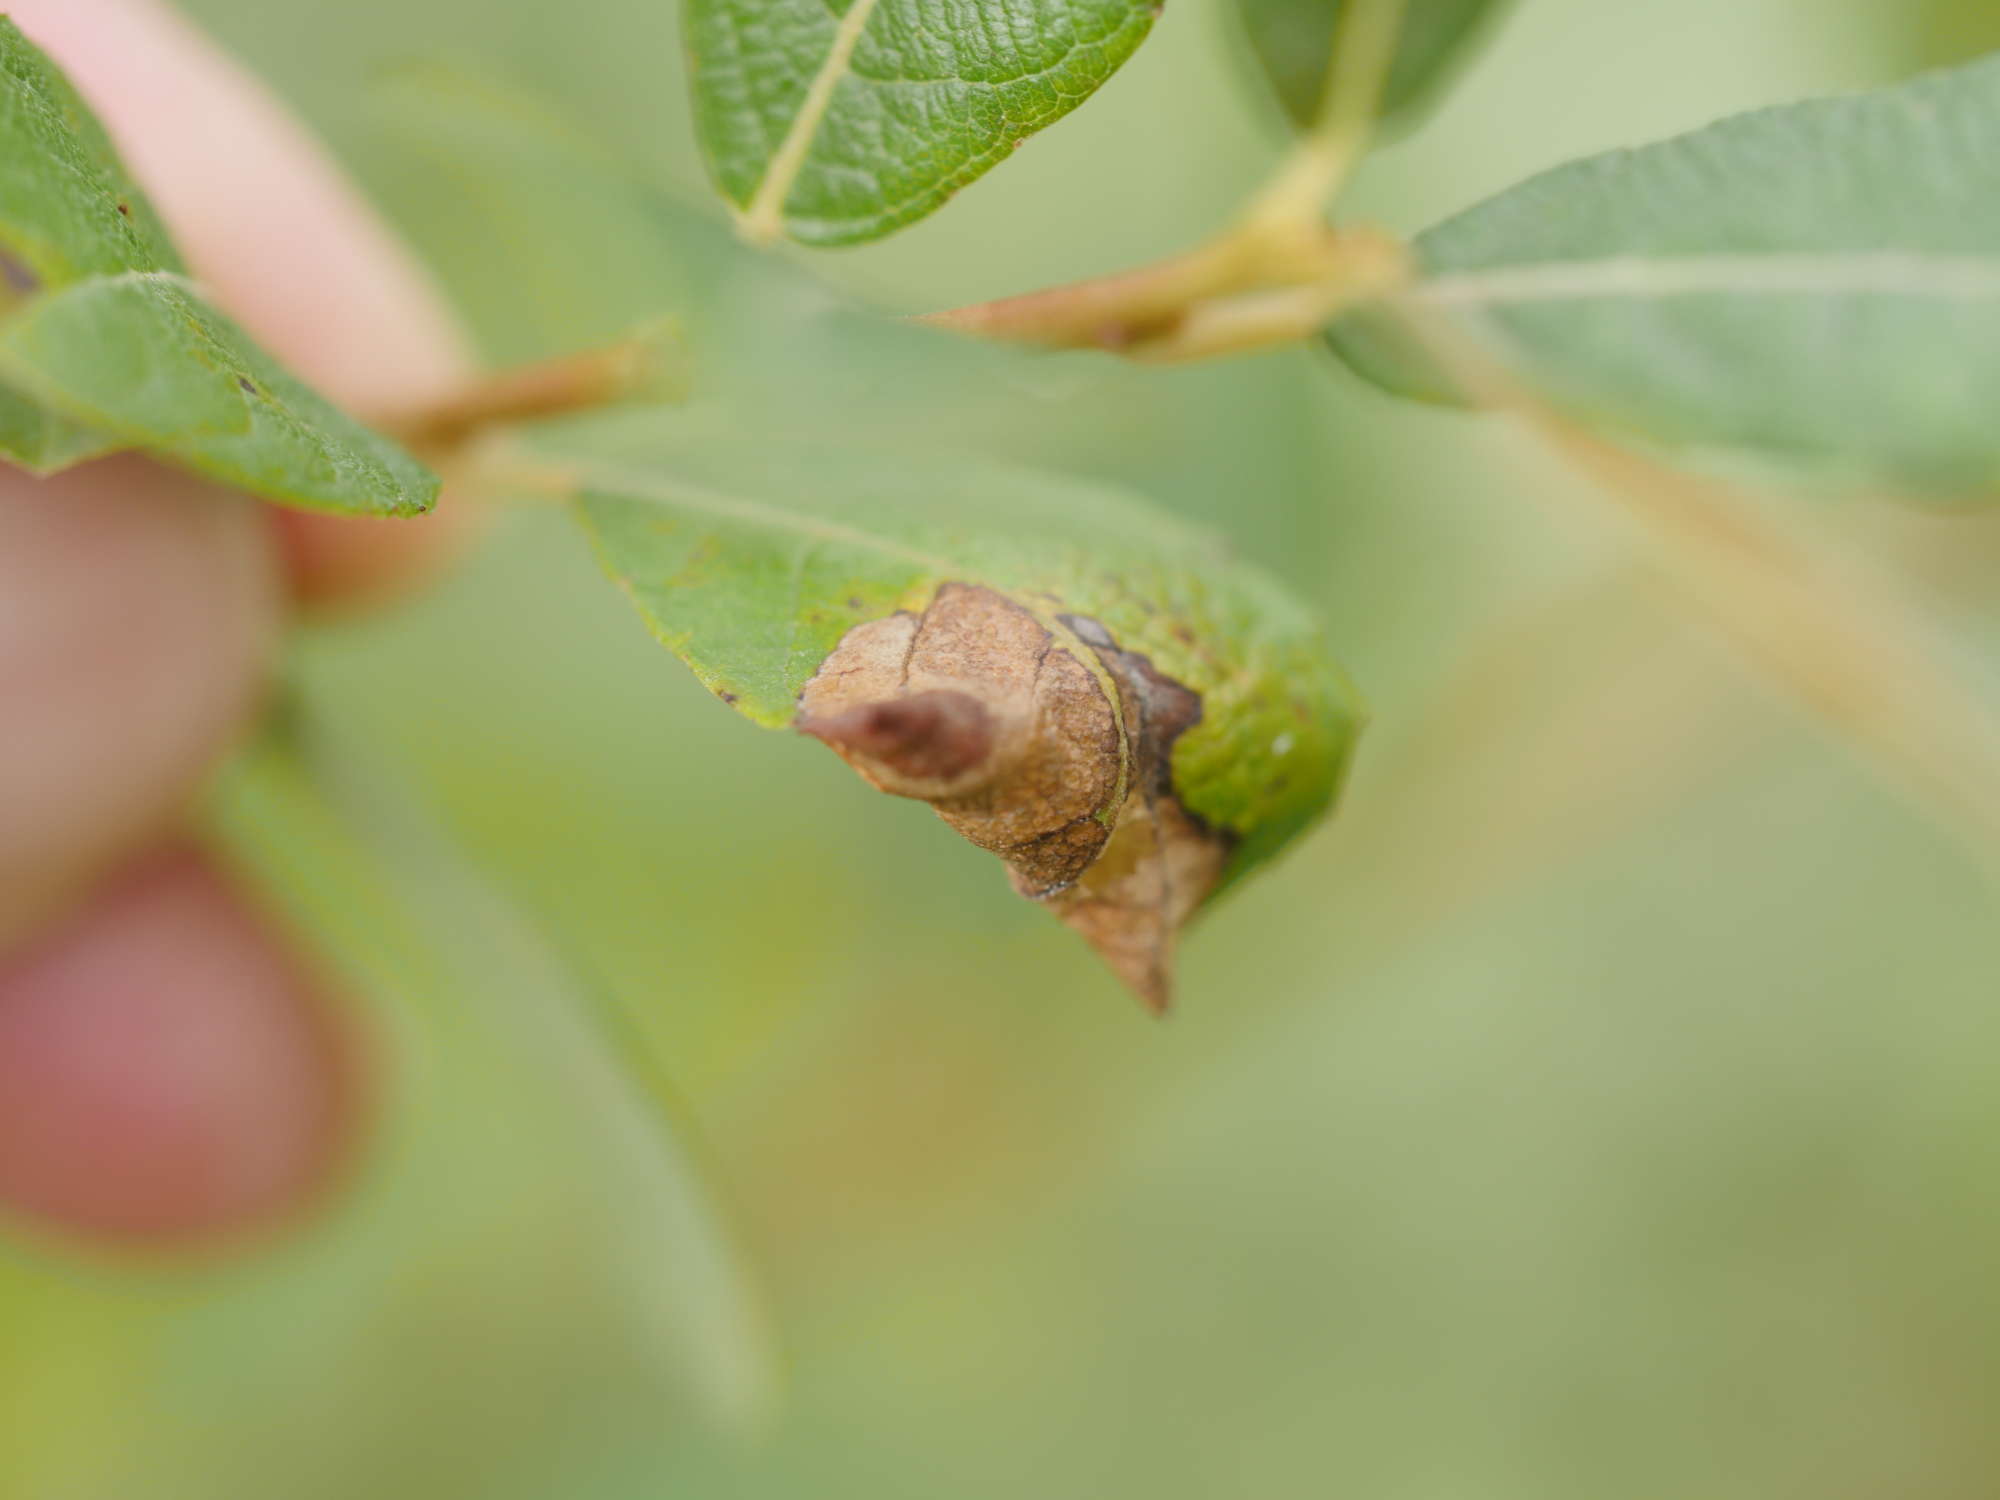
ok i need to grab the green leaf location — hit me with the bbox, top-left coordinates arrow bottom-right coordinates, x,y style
0,18 -> 183,288
376,66 -> 1059,438
0,270 -> 440,512
684,0 -> 1159,246
207,705 -> 780,1437
1232,0 -> 1511,131
0,385 -> 117,474
543,418 -> 1362,1007
1332,52 -> 2000,500
0,19 -> 436,514
1910,0 -> 2000,71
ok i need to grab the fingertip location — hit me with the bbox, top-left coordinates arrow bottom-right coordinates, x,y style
0,849 -> 359,1252
0,458 -> 283,950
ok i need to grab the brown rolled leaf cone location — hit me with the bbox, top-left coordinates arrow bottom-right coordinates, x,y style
796,583 -> 1229,1012
799,691 -> 996,787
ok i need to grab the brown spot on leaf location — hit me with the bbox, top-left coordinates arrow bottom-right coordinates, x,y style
116,201 -> 132,217
798,584 -> 1230,1011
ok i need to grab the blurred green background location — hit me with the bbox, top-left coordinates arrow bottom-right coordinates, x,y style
10,1 -> 2000,1496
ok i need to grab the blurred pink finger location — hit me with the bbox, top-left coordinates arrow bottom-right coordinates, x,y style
0,849 -> 353,1248
0,459 -> 279,951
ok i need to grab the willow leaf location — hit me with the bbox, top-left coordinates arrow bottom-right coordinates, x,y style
1232,0 -> 1512,131
0,386 -> 116,475
541,419 -> 1362,1010
1333,52 -> 2000,500
0,19 -> 435,514
207,708 -> 780,1438
685,0 -> 1159,245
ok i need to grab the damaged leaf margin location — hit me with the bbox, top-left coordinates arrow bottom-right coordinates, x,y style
548,424 -> 1364,1009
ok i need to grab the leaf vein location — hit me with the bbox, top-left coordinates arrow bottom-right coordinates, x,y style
1416,252 -> 2000,307
738,0 -> 886,243
559,457 -> 955,574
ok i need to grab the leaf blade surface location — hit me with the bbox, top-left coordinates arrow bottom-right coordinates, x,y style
1333,53 -> 2000,499
686,0 -> 1159,244
0,19 -> 436,513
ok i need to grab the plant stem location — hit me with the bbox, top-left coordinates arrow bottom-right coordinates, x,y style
920,224 -> 1406,353
917,235 -> 1257,349
1125,231 -> 1408,363
1239,0 -> 1410,237
919,0 -> 1411,355
1386,296 -> 2000,863
387,330 -> 683,459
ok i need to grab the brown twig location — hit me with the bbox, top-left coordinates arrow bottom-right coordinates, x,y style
916,236 -> 1257,350
388,329 -> 684,458
920,224 -> 1408,355
918,0 -> 1412,357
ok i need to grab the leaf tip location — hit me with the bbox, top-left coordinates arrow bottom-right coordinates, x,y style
798,689 -> 998,790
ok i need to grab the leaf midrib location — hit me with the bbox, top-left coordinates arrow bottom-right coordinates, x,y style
738,0 -> 886,243
0,265 -> 205,316
1415,251 -> 2000,306
560,454 -> 958,572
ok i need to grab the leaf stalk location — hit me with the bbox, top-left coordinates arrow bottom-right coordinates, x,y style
387,326 -> 685,459
919,0 -> 1411,357
1239,0 -> 1411,236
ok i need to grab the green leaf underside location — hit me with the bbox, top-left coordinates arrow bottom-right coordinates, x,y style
378,65 -> 1067,455
686,0 -> 1159,245
552,421 -> 1362,881
1333,52 -> 2000,499
0,17 -> 182,288
0,20 -> 435,513
209,713 -> 778,1437
0,384 -> 117,473
0,270 -> 438,513
1234,0 -> 1510,130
